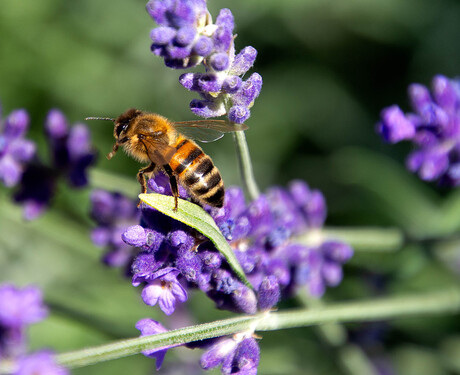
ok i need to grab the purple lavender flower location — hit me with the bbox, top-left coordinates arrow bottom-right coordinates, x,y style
15,351 -> 69,375
136,318 -> 182,370
123,172 -> 352,322
377,75 -> 460,186
147,1 -> 262,123
0,109 -> 36,188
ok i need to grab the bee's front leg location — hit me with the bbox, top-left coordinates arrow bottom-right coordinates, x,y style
163,164 -> 179,211
137,162 -> 156,194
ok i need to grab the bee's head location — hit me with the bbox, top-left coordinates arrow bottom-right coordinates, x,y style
85,108 -> 144,161
113,108 -> 143,141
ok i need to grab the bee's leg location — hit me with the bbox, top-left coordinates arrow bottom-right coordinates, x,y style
163,164 -> 179,211
107,143 -> 119,160
107,137 -> 129,160
137,162 -> 156,194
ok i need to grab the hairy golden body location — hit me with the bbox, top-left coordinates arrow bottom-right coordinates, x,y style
106,108 -> 229,209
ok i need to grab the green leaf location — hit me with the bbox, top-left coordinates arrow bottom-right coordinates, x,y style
139,193 -> 252,288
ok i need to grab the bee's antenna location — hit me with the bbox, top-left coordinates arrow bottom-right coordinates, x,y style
85,117 -> 115,122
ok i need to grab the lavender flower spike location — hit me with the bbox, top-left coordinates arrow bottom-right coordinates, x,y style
147,1 -> 263,123
377,75 -> 460,186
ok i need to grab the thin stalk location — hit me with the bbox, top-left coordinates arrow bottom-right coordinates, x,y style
0,288 -> 455,373
232,130 -> 260,200
296,227 -> 404,252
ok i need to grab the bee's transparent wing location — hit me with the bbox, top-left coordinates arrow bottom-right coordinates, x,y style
139,135 -> 177,165
173,120 -> 248,143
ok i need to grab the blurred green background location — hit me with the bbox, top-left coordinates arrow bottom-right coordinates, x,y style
1,0 -> 460,374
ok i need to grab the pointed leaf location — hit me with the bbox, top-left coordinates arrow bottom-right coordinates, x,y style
139,193 -> 252,288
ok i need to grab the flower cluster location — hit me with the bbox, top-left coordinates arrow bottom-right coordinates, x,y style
89,173 -> 353,373
377,75 -> 460,186
0,284 -> 68,375
0,105 -> 97,220
118,173 -> 353,318
146,0 -> 262,123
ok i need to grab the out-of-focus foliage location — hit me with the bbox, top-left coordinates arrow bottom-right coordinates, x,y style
1,0 -> 460,374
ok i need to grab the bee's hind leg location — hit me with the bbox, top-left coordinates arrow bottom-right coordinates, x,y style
163,164 -> 179,211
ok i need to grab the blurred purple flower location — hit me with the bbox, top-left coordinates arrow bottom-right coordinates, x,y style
377,75 -> 460,186
0,109 -> 35,188
0,284 -> 50,363
1,105 -> 97,220
15,351 -> 69,375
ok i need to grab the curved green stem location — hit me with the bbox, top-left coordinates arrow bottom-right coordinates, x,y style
232,131 -> 260,201
0,288 -> 456,373
296,227 -> 404,252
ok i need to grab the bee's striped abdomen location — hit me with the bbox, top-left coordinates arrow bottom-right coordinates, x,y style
170,137 -> 225,208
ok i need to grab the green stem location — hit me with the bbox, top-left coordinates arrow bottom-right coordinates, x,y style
296,227 -> 404,252
0,288 -> 455,373
232,130 -> 260,201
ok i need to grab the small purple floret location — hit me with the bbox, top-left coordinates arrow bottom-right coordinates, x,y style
141,267 -> 188,315
257,276 -> 280,310
377,105 -> 416,143
136,318 -> 181,370
228,105 -> 250,124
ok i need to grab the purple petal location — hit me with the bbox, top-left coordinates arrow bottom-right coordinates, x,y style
223,76 -> 243,94
230,46 -> 258,76
193,36 -> 213,56
141,281 -> 162,306
150,26 -> 176,45
257,276 -> 280,310
377,105 -> 416,143
432,75 -> 458,111
8,139 -> 36,162
175,26 -> 196,46
209,52 -> 230,71
0,155 -> 22,187
45,109 -> 68,139
228,105 -> 250,124
3,109 -> 30,139
122,225 -> 148,247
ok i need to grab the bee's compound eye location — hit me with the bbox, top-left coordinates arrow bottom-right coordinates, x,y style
116,122 -> 129,137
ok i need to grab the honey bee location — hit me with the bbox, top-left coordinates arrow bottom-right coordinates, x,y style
86,108 -> 247,210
